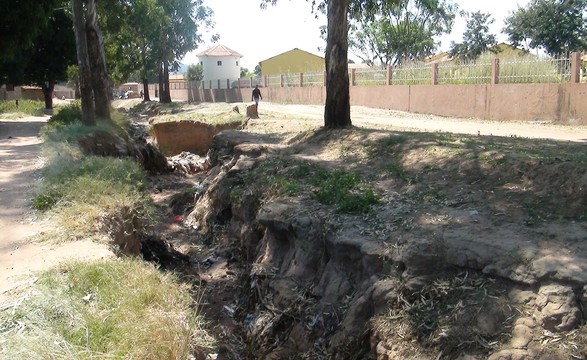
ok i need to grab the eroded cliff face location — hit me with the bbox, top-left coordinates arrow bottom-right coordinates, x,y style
184,129 -> 587,359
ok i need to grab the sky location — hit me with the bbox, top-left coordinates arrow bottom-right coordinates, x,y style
182,0 -> 530,70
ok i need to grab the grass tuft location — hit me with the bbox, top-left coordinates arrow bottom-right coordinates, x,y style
0,259 -> 213,359
0,99 -> 44,117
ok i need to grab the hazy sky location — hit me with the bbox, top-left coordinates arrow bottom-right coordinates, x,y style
182,0 -> 530,70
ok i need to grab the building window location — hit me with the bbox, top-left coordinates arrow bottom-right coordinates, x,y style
236,61 -> 239,66
200,61 -> 203,66
217,60 -> 222,66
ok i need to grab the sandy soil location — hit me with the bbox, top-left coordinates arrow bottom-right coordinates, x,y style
259,102 -> 587,142
0,115 -> 113,306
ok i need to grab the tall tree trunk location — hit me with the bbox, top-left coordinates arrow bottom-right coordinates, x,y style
159,60 -> 171,103
72,0 -> 95,126
85,0 -> 110,120
324,0 -> 351,129
158,62 -> 165,102
142,78 -> 150,102
41,80 -> 55,110
163,60 -> 171,103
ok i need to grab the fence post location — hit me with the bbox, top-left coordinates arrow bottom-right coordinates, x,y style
323,71 -> 327,87
492,58 -> 500,85
350,68 -> 356,86
570,52 -> 581,84
226,79 -> 230,89
209,80 -> 212,89
280,74 -> 285,87
217,79 -> 221,89
432,63 -> 438,85
386,65 -> 393,85
300,73 -> 304,87
264,75 -> 268,87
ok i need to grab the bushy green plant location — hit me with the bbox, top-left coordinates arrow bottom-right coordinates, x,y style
314,170 -> 379,213
47,101 -> 81,127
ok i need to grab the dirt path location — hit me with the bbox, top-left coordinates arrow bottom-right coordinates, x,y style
0,116 -> 113,306
260,103 -> 587,142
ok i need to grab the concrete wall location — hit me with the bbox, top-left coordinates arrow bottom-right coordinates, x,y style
229,82 -> 587,125
154,79 -> 587,125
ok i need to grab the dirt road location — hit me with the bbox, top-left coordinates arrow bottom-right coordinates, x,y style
0,116 -> 112,305
261,103 -> 587,142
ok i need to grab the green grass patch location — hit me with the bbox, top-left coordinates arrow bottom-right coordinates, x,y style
313,170 -> 379,213
0,259 -> 213,359
0,99 -> 44,117
153,110 -> 246,126
33,155 -> 153,239
48,101 -> 82,127
36,120 -> 155,240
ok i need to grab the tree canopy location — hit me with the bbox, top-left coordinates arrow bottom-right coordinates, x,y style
348,0 -> 457,66
185,64 -> 204,82
449,11 -> 498,62
0,0 -> 60,58
100,0 -> 214,103
0,3 -> 77,109
503,0 -> 587,57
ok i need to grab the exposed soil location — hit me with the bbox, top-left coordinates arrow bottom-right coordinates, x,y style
129,101 -> 587,359
0,115 -> 114,305
3,101 -> 587,359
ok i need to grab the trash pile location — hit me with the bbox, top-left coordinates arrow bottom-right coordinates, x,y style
168,151 -> 211,175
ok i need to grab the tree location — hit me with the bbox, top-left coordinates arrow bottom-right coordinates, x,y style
254,65 -> 262,77
261,0 -> 409,128
153,0 -> 213,103
0,6 -> 77,110
67,65 -> 80,99
348,0 -> 457,66
100,0 -> 212,104
185,64 -> 204,82
503,0 -> 587,57
0,0 -> 59,58
240,67 -> 254,78
85,0 -> 111,119
25,9 -> 77,110
449,11 -> 498,62
72,0 -> 96,125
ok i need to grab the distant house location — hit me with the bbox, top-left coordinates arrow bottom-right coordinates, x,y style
259,48 -> 325,76
196,44 -> 243,89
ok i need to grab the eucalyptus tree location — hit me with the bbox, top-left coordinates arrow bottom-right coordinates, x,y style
153,0 -> 213,103
262,0 -> 452,128
101,0 -> 213,103
503,0 -> 587,57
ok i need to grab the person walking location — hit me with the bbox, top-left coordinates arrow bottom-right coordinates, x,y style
252,85 -> 262,106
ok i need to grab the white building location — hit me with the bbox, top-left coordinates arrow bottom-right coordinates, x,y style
196,44 -> 243,89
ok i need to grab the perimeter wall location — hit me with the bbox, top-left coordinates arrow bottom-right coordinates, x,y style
191,82 -> 586,124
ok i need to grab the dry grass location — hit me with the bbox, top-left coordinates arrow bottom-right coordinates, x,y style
0,259 -> 214,359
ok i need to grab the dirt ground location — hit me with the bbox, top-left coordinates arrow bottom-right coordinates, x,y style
1,101 -> 587,358
0,115 -> 113,306
0,102 -> 584,303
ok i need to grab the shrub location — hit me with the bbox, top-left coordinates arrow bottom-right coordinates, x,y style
48,101 -> 81,127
